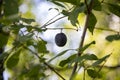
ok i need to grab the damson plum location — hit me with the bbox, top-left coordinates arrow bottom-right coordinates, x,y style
55,32 -> 67,47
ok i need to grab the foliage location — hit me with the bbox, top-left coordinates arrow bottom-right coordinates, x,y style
0,0 -> 120,80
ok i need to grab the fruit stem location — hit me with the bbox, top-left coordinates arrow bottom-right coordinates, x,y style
61,28 -> 63,33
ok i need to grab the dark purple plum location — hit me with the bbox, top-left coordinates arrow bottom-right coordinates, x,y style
55,33 -> 67,47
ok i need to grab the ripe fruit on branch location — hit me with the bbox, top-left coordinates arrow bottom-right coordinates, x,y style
55,32 -> 67,47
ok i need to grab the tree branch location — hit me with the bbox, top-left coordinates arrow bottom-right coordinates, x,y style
85,0 -> 89,13
22,45 -> 65,80
70,0 -> 94,79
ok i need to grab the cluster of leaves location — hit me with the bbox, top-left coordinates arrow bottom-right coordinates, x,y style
0,0 -> 49,79
49,0 -> 99,34
0,0 -> 120,80
49,41 -> 111,79
47,0 -> 120,79
49,0 -> 120,34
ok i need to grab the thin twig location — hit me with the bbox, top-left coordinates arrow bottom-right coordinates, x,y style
44,27 -> 78,31
23,45 -> 65,80
40,5 -> 75,28
41,13 -> 61,28
95,27 -> 119,33
70,0 -> 94,79
40,5 -> 76,29
52,64 -> 120,72
40,16 -> 66,28
41,6 -> 75,29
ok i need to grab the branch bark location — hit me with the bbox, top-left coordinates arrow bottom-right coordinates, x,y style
70,0 -> 94,79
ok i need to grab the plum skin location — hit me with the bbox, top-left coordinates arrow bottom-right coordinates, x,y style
55,33 -> 67,47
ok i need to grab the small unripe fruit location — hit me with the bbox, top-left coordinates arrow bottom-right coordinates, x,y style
55,32 -> 67,47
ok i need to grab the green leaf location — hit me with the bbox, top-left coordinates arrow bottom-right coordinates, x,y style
26,26 -> 33,32
26,65 -> 40,77
73,54 -> 98,63
59,53 -> 98,67
0,0 -> 20,24
0,52 -> 9,61
79,41 -> 95,52
108,3 -> 120,17
0,33 -> 9,48
87,69 -> 99,78
68,4 -> 85,26
48,49 -> 70,62
62,10 -> 70,16
6,48 -> 21,69
59,54 -> 76,67
37,41 -> 48,53
93,0 -> 101,11
34,27 -> 44,32
52,1 -> 66,8
26,40 -> 34,46
59,59 -> 70,67
24,64 -> 46,79
106,34 -> 120,42
37,41 -> 49,53
20,18 -> 35,24
4,0 -> 19,16
51,0 -> 81,5
0,47 -> 15,61
85,54 -> 98,60
0,15 -> 20,25
64,41 -> 96,64
19,33 -> 34,43
92,54 -> 110,66
10,24 -> 24,34
88,13 -> 97,34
